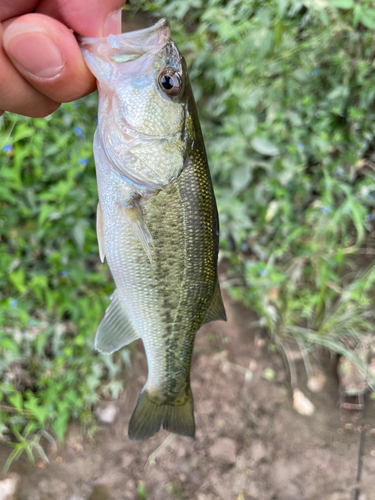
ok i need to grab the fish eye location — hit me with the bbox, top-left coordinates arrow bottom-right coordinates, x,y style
158,70 -> 182,97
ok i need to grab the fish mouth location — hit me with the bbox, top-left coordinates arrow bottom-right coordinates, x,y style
77,18 -> 170,60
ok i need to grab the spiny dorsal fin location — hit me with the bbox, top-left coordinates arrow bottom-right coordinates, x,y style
121,201 -> 154,263
202,280 -> 227,325
96,201 -> 105,263
95,290 -> 140,354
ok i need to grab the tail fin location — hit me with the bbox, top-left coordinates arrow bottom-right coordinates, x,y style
128,386 -> 195,441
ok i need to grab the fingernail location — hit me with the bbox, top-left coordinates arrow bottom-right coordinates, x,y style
103,9 -> 122,36
3,23 -> 65,79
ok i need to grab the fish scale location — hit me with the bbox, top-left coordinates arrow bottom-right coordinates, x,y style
80,18 -> 226,441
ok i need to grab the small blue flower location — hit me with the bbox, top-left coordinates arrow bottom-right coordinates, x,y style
297,143 -> 304,151
58,270 -> 69,277
259,269 -> 267,276
93,116 -> 98,124
21,329 -> 26,336
321,206 -> 331,213
241,242 -> 250,251
10,299 -> 18,307
78,158 -> 89,166
2,144 -> 12,153
286,182 -> 292,190
246,281 -> 253,288
313,69 -> 320,76
366,214 -> 373,221
227,241 -> 235,250
73,126 -> 85,138
72,101 -> 78,109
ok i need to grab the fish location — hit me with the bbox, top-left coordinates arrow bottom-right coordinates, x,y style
79,18 -> 226,441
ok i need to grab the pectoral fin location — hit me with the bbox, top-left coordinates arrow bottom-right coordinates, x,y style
96,201 -> 105,263
95,290 -> 140,354
121,201 -> 154,263
202,281 -> 227,325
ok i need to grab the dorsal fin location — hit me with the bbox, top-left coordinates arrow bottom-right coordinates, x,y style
202,281 -> 227,325
95,290 -> 140,354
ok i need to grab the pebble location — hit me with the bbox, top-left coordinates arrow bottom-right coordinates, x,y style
0,473 -> 19,500
209,438 -> 237,465
121,453 -> 134,468
307,369 -> 326,393
249,440 -> 267,463
293,388 -> 315,416
95,404 -> 118,424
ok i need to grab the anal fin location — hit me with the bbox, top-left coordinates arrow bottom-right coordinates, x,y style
97,201 -> 105,263
95,290 -> 140,354
202,280 -> 227,325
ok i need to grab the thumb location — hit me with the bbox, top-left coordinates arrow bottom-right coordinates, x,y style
3,13 -> 96,103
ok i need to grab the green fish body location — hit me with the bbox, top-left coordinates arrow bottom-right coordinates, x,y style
80,19 -> 226,441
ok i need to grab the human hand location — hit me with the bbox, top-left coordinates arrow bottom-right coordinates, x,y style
0,0 -> 124,118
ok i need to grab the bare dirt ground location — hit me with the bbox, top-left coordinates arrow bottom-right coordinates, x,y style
1,292 -> 375,500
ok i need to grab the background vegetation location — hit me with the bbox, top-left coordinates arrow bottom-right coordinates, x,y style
1,0 -> 375,464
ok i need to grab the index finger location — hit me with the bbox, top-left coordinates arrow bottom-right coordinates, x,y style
36,0 -> 125,37
0,0 -> 39,22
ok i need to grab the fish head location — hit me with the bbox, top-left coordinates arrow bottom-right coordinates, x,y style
80,19 -> 189,137
80,19 -> 194,190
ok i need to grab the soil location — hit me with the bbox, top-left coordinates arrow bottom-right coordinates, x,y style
1,292 -> 375,500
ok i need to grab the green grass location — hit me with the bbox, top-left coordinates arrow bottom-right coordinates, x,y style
1,0 -> 375,468
0,97 -> 130,469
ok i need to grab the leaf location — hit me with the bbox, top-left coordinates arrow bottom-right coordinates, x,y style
72,219 -> 88,251
327,85 -> 349,101
350,202 -> 365,243
273,19 -> 284,48
0,338 -> 20,355
251,137 -> 279,156
53,411 -> 69,442
231,165 -> 253,193
329,0 -> 354,9
359,8 -> 375,29
38,204 -> 55,226
278,0 -> 289,17
9,268 -> 26,294
8,392 -> 23,411
24,395 -> 50,425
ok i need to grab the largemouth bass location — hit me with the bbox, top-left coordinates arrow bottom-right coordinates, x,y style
80,19 -> 226,441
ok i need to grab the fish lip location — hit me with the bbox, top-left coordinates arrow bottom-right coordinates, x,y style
76,18 -> 170,51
